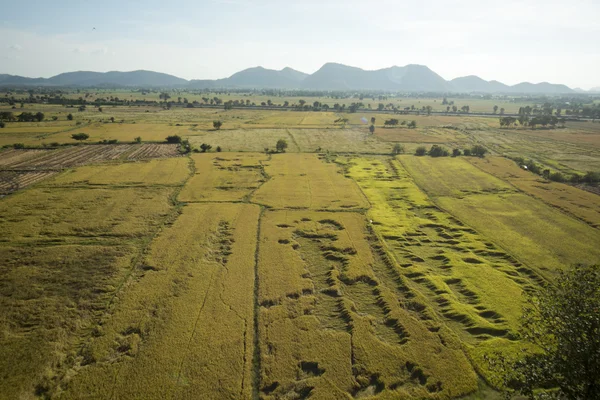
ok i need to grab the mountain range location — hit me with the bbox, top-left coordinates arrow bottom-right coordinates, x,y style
0,63 -> 593,94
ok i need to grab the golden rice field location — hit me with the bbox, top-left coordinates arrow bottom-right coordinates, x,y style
1,105 -> 600,399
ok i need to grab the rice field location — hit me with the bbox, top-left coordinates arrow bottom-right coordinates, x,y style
251,153 -> 369,209
1,103 -> 600,399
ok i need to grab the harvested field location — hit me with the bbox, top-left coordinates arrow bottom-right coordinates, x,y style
0,170 -> 57,194
61,203 -> 259,399
126,143 -> 181,160
179,152 -> 267,202
252,153 -> 369,209
6,145 -> 134,170
0,149 -> 55,168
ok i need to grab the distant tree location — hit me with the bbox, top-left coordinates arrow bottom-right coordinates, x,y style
213,120 -> 222,130
0,121 -> 4,128
471,144 -> 487,158
283,101 -> 289,107
13,143 -> 25,149
415,146 -> 427,156
369,124 -> 375,134
276,139 -> 288,153
371,116 -> 376,124
425,105 -> 432,116
166,135 -> 182,144
110,116 -> 115,123
486,264 -> 600,400
429,144 -> 449,157
35,112 -> 44,122
71,132 -> 89,141
216,146 -> 222,152
224,101 -> 233,110
493,105 -> 498,114
461,105 -> 470,113
378,103 -> 385,111
452,105 -> 458,113
134,136 -> 142,143
392,143 -> 405,155
452,148 -> 461,157
463,148 -> 472,156
407,120 -> 417,129
98,107 -> 103,112
298,99 -> 306,107
384,118 -> 399,127
52,116 -> 58,121
500,108 -> 505,115
200,143 -> 212,153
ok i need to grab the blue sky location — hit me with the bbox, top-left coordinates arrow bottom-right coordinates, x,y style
1,0 -> 599,89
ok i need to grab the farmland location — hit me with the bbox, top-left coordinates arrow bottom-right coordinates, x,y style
1,98 -> 600,399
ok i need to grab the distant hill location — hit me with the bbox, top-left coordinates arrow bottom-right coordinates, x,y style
0,70 -> 187,87
0,64 -> 580,94
300,63 -> 452,92
589,87 -> 600,93
189,66 -> 307,89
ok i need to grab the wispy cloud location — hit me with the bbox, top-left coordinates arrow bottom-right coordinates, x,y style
8,44 -> 22,51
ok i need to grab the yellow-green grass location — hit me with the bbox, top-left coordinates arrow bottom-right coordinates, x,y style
437,193 -> 600,276
374,126 -> 466,144
346,156 -> 541,382
46,157 -> 190,187
0,186 -> 175,241
179,152 -> 267,202
400,156 -> 515,197
252,153 -> 369,209
258,210 -> 477,398
468,156 -> 600,228
0,244 -> 137,400
60,203 -> 259,399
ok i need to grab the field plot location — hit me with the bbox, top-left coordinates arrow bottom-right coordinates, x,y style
0,149 -> 54,167
5,145 -> 133,169
188,128 -> 392,153
252,153 -> 369,209
258,210 -> 477,399
375,126 -> 466,144
0,170 -> 57,194
0,244 -> 137,400
400,155 -> 600,277
60,203 -> 259,399
179,152 -> 267,202
468,156 -> 600,228
401,156 -> 516,197
0,186 -> 174,241
346,157 -> 544,379
126,143 -> 181,159
288,128 -> 391,153
437,194 -> 600,275
48,157 -> 190,187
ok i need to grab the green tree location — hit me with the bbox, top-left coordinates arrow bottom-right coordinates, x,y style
371,116 -> 376,124
71,133 -> 89,141
216,146 -> 222,152
35,112 -> 44,122
0,121 -> 5,128
407,120 -> 417,129
200,143 -> 212,152
429,144 -> 449,157
415,146 -> 427,156
134,136 -> 142,143
369,124 -> 375,134
213,120 -> 222,130
463,148 -> 472,156
452,148 -> 461,157
392,143 -> 405,155
486,264 -> 600,400
276,139 -> 288,153
166,135 -> 182,144
471,144 -> 488,158
493,105 -> 498,114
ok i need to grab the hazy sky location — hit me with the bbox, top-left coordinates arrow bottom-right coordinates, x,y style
1,0 -> 599,89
